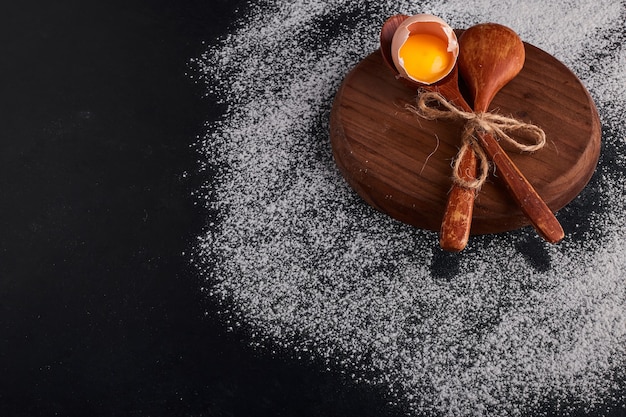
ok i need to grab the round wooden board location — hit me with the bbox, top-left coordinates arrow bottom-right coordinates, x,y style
330,43 -> 601,235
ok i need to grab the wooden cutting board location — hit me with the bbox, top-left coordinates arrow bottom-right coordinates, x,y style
329,42 -> 601,235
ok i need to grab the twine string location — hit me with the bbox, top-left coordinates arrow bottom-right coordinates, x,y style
406,90 -> 546,190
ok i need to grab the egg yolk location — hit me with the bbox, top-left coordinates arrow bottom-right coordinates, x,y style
398,33 -> 452,83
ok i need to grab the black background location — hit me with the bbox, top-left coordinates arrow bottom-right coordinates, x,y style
0,1 -> 403,416
1,1 -> 624,417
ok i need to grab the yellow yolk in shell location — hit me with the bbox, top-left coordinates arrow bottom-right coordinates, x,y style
398,33 -> 452,83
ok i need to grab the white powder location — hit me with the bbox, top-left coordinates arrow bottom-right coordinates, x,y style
194,1 -> 626,416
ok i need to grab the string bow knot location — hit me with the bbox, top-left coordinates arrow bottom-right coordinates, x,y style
407,90 -> 546,190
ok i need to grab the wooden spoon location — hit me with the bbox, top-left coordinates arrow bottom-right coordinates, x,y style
380,16 -> 564,248
454,23 -> 564,246
440,23 -> 526,251
381,15 -> 481,251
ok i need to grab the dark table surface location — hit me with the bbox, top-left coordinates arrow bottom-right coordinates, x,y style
2,1 -> 624,417
1,1 -> 405,416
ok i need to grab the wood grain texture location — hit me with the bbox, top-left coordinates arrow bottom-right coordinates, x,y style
329,43 -> 601,235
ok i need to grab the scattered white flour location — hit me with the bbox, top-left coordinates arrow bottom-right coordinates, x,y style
193,1 -> 626,416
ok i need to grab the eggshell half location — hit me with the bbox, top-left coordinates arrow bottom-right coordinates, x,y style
390,14 -> 459,85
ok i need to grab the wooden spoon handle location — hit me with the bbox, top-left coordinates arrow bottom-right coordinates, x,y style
475,130 -> 565,243
440,148 -> 477,251
437,88 -> 478,252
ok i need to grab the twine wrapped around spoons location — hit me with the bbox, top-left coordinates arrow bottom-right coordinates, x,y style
407,90 -> 547,190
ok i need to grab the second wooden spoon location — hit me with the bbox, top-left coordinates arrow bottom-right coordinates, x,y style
441,23 -> 564,250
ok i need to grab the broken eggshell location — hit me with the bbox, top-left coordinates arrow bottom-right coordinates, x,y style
390,14 -> 459,85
